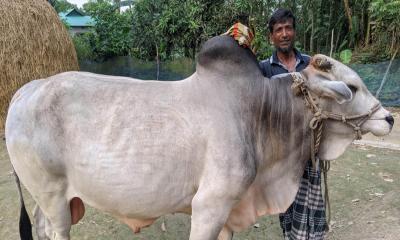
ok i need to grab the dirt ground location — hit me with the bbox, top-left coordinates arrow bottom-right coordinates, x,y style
0,109 -> 399,240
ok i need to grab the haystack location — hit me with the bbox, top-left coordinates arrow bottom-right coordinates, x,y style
0,0 -> 79,132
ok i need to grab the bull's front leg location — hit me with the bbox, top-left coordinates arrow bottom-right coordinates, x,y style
218,226 -> 233,240
189,188 -> 237,240
189,171 -> 254,240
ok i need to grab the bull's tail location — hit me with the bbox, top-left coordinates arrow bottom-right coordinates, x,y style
14,170 -> 33,240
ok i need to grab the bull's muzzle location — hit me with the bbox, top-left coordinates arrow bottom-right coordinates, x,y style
385,115 -> 394,127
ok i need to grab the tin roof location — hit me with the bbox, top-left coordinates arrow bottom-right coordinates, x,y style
59,9 -> 94,27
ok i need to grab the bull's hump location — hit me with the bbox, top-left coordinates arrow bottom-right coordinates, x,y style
197,36 -> 260,76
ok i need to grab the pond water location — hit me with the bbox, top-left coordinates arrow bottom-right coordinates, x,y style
79,56 -> 399,107
79,56 -> 195,81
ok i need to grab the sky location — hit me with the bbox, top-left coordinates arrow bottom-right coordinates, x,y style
67,0 -> 130,11
68,0 -> 89,8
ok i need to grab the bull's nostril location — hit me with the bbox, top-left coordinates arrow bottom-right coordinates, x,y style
385,115 -> 394,126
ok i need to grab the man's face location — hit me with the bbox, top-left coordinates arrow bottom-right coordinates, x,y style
270,19 -> 296,53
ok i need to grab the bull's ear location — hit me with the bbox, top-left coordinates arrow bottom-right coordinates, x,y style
319,80 -> 353,104
302,62 -> 353,104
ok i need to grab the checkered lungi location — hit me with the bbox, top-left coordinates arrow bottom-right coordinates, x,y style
279,160 -> 327,240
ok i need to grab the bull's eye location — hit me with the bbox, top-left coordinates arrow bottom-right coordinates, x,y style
347,84 -> 358,93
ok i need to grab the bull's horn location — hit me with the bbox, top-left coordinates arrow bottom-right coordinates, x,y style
311,55 -> 332,72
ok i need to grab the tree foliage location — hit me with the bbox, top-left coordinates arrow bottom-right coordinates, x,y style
83,0 -> 133,59
70,0 -> 399,62
130,0 -> 228,60
47,0 -> 76,13
368,0 -> 400,57
129,0 -> 276,60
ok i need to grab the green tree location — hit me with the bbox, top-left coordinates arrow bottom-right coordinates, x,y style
131,0 -> 229,60
131,0 -> 275,60
73,33 -> 95,60
47,0 -> 76,13
130,0 -> 164,60
71,0 -> 399,62
83,0 -> 133,59
369,0 -> 400,56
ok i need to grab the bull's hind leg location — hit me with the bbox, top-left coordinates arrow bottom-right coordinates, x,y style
35,193 -> 72,240
33,205 -> 50,240
34,204 -> 70,240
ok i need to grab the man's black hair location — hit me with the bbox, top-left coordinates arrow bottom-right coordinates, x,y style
268,8 -> 296,33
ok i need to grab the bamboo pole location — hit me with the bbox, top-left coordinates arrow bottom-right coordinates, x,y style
330,29 -> 334,57
343,0 -> 352,32
375,47 -> 399,98
156,44 -> 160,81
365,15 -> 371,47
310,12 -> 314,53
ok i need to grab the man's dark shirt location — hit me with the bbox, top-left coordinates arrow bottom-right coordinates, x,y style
259,48 -> 310,78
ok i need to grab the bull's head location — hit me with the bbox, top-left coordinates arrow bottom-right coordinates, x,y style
300,54 -> 394,160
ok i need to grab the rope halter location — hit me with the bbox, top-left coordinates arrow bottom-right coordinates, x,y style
290,72 -> 382,228
290,72 -> 382,143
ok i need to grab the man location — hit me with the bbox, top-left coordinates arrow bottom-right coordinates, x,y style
259,9 -> 327,240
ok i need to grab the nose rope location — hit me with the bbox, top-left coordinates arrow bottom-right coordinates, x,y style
320,103 -> 382,140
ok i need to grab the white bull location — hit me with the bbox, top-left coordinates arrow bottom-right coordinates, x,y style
6,36 -> 393,240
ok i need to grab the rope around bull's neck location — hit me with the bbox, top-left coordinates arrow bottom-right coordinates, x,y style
290,72 -> 381,230
291,72 -> 333,229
